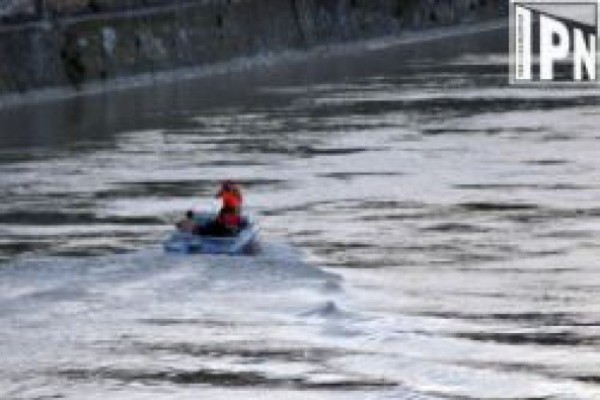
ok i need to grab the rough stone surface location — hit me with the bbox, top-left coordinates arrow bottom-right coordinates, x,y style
0,0 -> 505,95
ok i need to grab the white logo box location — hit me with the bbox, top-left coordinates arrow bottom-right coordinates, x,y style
509,0 -> 600,84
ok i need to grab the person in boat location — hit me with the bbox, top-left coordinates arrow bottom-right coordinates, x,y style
195,181 -> 244,236
215,180 -> 243,233
176,210 -> 197,233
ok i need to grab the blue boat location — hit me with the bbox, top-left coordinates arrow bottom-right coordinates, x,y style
164,212 -> 259,255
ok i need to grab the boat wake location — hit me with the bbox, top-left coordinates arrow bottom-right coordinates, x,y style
2,244 -> 414,400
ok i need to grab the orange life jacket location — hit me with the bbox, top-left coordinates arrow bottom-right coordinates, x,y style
221,189 -> 242,211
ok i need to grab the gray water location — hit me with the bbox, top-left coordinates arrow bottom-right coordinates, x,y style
1,26 -> 600,400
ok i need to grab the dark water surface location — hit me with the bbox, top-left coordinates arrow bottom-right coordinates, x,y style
2,26 -> 600,399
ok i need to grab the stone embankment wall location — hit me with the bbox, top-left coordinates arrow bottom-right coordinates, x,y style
0,0 -> 505,94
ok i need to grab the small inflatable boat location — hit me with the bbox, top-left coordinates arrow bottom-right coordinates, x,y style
164,212 -> 259,255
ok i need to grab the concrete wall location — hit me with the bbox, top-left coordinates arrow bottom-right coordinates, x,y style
0,0 -> 505,94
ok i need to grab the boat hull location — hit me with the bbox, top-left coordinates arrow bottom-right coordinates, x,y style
164,213 -> 259,255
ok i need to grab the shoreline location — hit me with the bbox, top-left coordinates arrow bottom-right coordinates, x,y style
0,19 -> 506,111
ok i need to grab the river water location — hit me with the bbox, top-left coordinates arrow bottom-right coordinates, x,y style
1,25 -> 600,400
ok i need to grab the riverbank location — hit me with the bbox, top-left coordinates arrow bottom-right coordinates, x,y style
0,0 -> 505,108
0,18 -> 506,110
